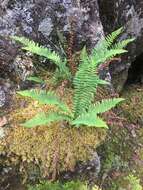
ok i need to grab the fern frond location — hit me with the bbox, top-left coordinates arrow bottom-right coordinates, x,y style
80,46 -> 89,66
90,28 -> 134,67
13,36 -> 59,64
11,36 -> 72,80
112,38 -> 135,50
22,112 -> 71,128
17,90 -> 71,114
91,27 -> 123,57
72,98 -> 123,128
73,54 -> 111,117
26,76 -> 45,84
91,48 -> 127,67
103,27 -> 124,48
72,114 -> 108,129
73,64 -> 101,117
88,98 -> 124,114
11,36 -> 62,65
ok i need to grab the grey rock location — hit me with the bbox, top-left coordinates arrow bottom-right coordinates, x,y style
0,87 -> 6,107
0,0 -> 104,82
0,0 -> 143,91
98,0 -> 143,91
12,54 -> 34,81
38,17 -> 53,37
61,151 -> 101,182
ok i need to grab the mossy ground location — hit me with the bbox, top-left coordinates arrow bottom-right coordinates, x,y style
0,86 -> 106,180
97,84 -> 143,189
120,84 -> 143,124
3,80 -> 143,189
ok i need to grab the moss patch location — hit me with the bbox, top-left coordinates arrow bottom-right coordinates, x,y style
0,88 -> 106,179
121,85 -> 143,124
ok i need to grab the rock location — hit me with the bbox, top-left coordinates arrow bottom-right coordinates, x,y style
0,80 -> 15,109
98,0 -> 143,91
60,151 -> 101,182
0,0 -> 104,81
12,54 -> 34,81
1,0 -> 143,91
38,17 -> 53,37
0,87 -> 6,108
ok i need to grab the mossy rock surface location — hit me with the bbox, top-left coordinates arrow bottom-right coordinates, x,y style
98,84 -> 143,189
28,180 -> 102,190
121,85 -> 143,124
0,87 -> 106,179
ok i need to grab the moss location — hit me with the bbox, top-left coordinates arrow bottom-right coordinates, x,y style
109,174 -> 142,190
121,84 -> 143,124
97,84 -> 143,189
28,180 -> 102,190
0,88 -> 106,179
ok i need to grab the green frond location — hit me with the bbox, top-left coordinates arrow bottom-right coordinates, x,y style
17,90 -> 71,114
22,112 -> 71,128
73,64 -> 100,117
91,27 -> 123,57
80,46 -> 89,66
11,36 -> 61,65
91,48 -> 127,67
73,63 -> 118,117
11,36 -> 71,80
103,27 -> 124,48
90,28 -> 134,67
26,76 -> 45,84
93,27 -> 123,53
112,38 -> 135,50
88,98 -> 124,114
72,98 -> 124,128
72,114 -> 108,129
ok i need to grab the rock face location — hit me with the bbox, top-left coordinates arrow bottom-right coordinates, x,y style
1,0 -> 143,91
0,0 -> 104,81
98,0 -> 143,91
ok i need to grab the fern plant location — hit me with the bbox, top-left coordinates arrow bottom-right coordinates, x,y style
11,36 -> 72,83
16,28 -> 134,128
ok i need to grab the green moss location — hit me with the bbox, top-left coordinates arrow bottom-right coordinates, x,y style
121,85 -> 143,124
109,174 -> 142,190
0,88 -> 106,179
28,180 -> 101,190
97,84 -> 143,189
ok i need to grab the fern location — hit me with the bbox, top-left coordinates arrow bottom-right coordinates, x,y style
26,76 -> 45,84
11,36 -> 61,64
91,28 -> 134,67
16,28 -> 134,128
73,28 -> 134,117
17,90 -> 72,114
11,36 -> 72,82
72,98 -> 124,128
22,112 -> 71,128
72,115 -> 108,128
88,98 -> 124,114
73,63 -> 100,117
103,27 -> 124,48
